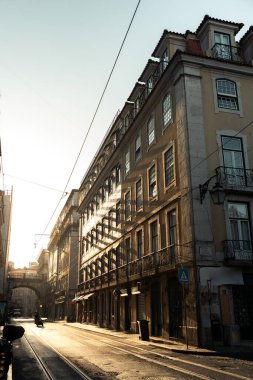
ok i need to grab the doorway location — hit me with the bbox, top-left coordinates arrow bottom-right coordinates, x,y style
151,281 -> 161,336
168,277 -> 183,338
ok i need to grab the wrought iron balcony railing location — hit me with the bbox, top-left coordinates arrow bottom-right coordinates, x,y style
223,240 -> 253,263
78,244 -> 182,291
212,43 -> 243,63
216,166 -> 253,188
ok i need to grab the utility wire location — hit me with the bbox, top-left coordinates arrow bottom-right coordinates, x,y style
36,0 -> 142,250
4,173 -> 68,195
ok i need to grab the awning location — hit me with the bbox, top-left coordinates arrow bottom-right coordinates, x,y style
82,292 -> 94,300
71,296 -> 83,303
131,286 -> 141,295
55,296 -> 66,304
72,293 -> 94,302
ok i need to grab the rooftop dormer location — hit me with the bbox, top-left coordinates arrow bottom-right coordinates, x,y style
196,15 -> 244,63
240,26 -> 253,65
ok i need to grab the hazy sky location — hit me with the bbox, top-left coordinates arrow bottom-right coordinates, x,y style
0,0 -> 252,267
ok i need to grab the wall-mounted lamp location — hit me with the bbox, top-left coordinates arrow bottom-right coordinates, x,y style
199,175 -> 225,204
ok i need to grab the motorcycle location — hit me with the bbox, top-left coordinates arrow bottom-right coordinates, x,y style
34,314 -> 43,327
0,324 -> 25,378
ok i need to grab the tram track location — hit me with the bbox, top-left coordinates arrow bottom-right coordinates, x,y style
65,325 -> 253,380
18,323 -> 253,380
23,328 -> 92,380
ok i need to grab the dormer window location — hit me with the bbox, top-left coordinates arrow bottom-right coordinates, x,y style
160,49 -> 169,72
147,75 -> 153,95
135,97 -> 140,114
213,32 -> 231,60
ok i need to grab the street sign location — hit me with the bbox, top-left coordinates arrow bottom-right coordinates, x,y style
178,268 -> 189,283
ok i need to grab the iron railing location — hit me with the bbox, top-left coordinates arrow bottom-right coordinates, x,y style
212,43 -> 243,63
216,166 -> 253,188
223,240 -> 253,263
78,244 -> 182,292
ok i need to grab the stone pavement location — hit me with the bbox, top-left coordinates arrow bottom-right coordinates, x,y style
60,321 -> 221,356
60,321 -> 253,358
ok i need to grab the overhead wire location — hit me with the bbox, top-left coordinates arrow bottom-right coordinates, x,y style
4,173 -> 68,195
36,1 -> 253,269
35,0 -> 142,252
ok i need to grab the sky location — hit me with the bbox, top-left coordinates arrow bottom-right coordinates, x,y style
0,0 -> 252,268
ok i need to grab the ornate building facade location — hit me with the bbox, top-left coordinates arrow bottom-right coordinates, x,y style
73,15 -> 253,348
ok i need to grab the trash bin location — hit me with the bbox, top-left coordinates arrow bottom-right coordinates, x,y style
137,320 -> 149,341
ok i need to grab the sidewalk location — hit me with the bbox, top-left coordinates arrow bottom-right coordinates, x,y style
60,321 -> 253,358
60,321 -> 217,356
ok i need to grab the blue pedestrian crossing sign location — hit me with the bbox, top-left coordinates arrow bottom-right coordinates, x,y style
178,268 -> 189,283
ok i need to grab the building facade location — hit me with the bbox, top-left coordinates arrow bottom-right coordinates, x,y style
75,15 -> 253,348
47,190 -> 79,321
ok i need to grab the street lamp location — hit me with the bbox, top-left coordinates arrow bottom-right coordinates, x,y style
199,175 -> 225,204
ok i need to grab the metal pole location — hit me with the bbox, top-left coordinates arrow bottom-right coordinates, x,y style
183,283 -> 188,349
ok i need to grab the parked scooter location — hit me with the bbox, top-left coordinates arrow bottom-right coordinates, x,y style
34,312 -> 44,327
0,324 -> 25,378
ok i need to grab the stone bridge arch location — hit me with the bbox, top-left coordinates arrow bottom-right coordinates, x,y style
7,273 -> 46,308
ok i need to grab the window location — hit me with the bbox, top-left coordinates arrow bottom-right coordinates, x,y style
214,32 -> 231,60
135,97 -> 140,115
125,150 -> 130,175
148,164 -> 157,198
101,186 -> 105,203
164,146 -> 174,187
125,237 -> 131,263
216,79 -> 238,110
90,229 -> 95,247
221,136 -> 245,185
160,49 -> 169,72
116,202 -> 121,226
101,217 -> 107,238
95,195 -> 99,211
125,191 -> 131,219
137,230 -> 142,258
150,221 -> 158,253
136,178 -> 143,210
228,202 -> 252,257
168,210 -> 177,259
115,245 -> 121,267
116,164 -> 121,184
147,75 -> 153,95
147,117 -> 155,146
108,210 -> 114,234
135,135 -> 141,162
162,93 -> 172,128
107,177 -> 113,195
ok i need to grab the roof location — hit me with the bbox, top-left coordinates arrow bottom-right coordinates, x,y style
138,59 -> 159,82
196,15 -> 244,36
151,29 -> 185,57
240,25 -> 253,44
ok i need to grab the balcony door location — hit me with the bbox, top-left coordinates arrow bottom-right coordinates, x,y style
228,202 -> 252,260
222,136 -> 246,186
214,32 -> 231,59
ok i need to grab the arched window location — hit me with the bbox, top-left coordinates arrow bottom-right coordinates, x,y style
216,79 -> 238,110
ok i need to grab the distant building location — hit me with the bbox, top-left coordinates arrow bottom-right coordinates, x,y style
46,190 -> 79,321
75,16 -> 253,348
7,262 -> 40,316
0,189 -> 13,308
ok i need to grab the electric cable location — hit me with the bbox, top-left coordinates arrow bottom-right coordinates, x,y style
4,173 -> 68,195
35,0 -> 142,251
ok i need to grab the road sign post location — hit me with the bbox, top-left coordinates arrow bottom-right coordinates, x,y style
178,268 -> 189,349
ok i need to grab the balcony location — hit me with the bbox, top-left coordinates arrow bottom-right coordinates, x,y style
223,240 -> 253,265
79,245 -> 181,292
211,43 -> 243,63
216,166 -> 253,189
